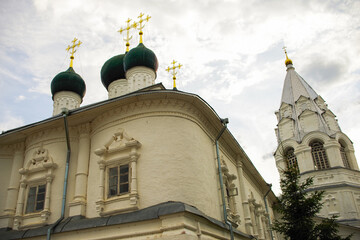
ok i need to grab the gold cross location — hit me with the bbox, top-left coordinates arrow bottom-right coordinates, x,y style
282,46 -> 289,57
166,60 -> 183,90
282,46 -> 293,65
118,18 -> 137,52
66,38 -> 82,68
133,12 -> 151,43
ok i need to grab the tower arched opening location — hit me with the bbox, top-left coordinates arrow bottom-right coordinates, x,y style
310,140 -> 330,170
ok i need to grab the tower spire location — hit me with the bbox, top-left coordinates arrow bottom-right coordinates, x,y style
133,12 -> 151,44
66,38 -> 82,68
282,46 -> 293,66
166,60 -> 182,90
118,18 -> 137,52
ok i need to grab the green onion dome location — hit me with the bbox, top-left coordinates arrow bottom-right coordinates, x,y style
100,54 -> 126,90
51,67 -> 86,99
124,43 -> 158,72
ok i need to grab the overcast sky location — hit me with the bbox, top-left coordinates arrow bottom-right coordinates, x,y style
1,0 -> 360,195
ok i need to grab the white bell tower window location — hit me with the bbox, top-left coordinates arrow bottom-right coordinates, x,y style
311,141 -> 330,170
285,148 -> 298,170
339,142 -> 351,169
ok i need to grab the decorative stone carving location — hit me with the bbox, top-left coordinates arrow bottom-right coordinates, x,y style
20,145 -> 56,174
94,129 -> 141,216
315,96 -> 328,110
14,145 -> 57,229
220,157 -> 240,225
53,91 -> 81,116
108,79 -> 128,99
324,193 -> 339,216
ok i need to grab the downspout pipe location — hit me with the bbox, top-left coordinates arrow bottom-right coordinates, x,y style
47,108 -> 71,240
264,183 -> 274,240
215,118 -> 234,240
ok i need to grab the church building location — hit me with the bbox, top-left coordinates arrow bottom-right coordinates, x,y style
274,50 -> 360,229
0,15 -> 279,240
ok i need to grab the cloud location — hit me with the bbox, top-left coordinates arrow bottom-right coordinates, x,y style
15,95 -> 26,102
262,152 -> 274,161
302,55 -> 347,86
0,112 -> 24,132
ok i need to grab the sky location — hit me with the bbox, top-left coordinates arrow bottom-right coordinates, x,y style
0,0 -> 360,195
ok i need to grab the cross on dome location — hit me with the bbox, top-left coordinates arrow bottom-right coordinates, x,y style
133,12 -> 151,44
166,60 -> 182,90
118,18 -> 137,52
66,38 -> 82,68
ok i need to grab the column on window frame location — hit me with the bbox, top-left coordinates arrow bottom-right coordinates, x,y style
98,159 -> 106,200
44,175 -> 53,213
129,145 -> 140,205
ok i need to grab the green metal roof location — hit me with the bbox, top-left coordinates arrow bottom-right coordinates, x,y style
51,67 -> 86,99
124,43 -> 158,72
100,54 -> 126,90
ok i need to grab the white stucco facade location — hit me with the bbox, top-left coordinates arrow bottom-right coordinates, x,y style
0,87 -> 279,239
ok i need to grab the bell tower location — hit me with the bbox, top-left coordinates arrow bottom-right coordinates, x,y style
274,48 -> 360,227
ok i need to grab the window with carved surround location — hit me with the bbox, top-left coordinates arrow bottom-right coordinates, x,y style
248,192 -> 269,239
95,129 -> 141,217
311,141 -> 330,170
108,164 -> 129,197
25,184 -> 46,214
14,145 -> 57,230
339,142 -> 351,169
285,148 -> 298,170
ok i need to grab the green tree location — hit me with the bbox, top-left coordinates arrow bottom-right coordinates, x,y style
315,216 -> 352,240
272,167 -> 352,240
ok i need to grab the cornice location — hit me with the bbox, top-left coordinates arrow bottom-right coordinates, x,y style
25,126 -> 78,153
91,97 -> 216,139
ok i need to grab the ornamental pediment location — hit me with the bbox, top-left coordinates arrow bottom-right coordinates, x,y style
298,109 -> 318,118
94,129 -> 141,157
295,95 -> 310,104
315,96 -> 328,110
322,109 -> 336,118
278,117 -> 294,126
279,103 -> 293,119
279,102 -> 292,111
19,145 -> 57,174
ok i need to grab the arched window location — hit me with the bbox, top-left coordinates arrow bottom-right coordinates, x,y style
339,142 -> 351,169
285,148 -> 298,170
311,141 -> 330,170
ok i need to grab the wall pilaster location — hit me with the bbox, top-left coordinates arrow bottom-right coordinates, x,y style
69,124 -> 91,217
2,143 -> 24,228
236,159 -> 252,234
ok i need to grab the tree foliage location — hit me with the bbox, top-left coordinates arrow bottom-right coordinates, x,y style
272,167 -> 352,240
